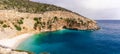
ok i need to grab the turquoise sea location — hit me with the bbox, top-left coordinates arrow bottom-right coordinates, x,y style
17,20 -> 120,54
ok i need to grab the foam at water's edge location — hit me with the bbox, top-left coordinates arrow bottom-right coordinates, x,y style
0,33 -> 33,49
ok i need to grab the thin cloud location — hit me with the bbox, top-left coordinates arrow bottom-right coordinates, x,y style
31,0 -> 120,20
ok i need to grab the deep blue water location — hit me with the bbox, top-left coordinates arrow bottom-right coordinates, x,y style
17,20 -> 120,54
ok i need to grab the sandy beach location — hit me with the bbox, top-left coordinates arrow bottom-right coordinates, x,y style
0,33 -> 34,49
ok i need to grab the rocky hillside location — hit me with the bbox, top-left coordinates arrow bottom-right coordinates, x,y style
0,0 -> 99,54
0,0 -> 69,13
0,10 -> 99,39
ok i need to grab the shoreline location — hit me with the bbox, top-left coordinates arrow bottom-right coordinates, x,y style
0,33 -> 34,49
0,29 -> 63,49
0,28 -> 98,49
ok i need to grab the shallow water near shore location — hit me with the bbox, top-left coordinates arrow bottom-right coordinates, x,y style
17,20 -> 120,54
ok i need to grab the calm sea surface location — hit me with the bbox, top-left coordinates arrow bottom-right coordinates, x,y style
17,20 -> 120,54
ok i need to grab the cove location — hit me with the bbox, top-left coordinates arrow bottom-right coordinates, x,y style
17,20 -> 120,54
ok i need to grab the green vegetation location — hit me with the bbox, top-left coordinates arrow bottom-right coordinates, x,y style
34,22 -> 46,30
34,23 -> 38,28
0,21 -> 3,24
17,19 -> 23,24
65,18 -> 77,27
33,17 -> 44,30
48,25 -> 52,29
12,18 -> 24,31
33,17 -> 56,30
77,18 -> 89,26
78,19 -> 84,25
2,24 -> 7,28
34,17 -> 39,22
14,25 -> 21,31
60,17 -> 63,19
47,20 -> 52,29
21,17 -> 24,20
33,17 -> 41,22
0,0 -> 69,13
0,21 -> 9,28
53,16 -> 58,23
39,22 -> 45,28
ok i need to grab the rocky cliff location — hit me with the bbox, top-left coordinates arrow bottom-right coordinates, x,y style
0,0 -> 99,54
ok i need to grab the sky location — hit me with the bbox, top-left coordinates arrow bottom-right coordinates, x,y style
31,0 -> 120,20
